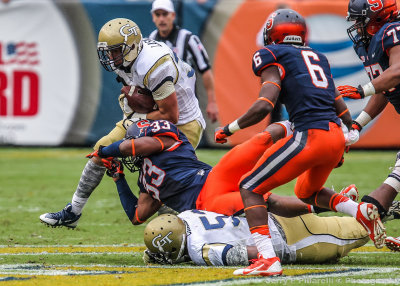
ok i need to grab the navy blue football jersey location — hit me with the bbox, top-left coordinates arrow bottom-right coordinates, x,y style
252,44 -> 340,131
353,21 -> 400,113
135,120 -> 211,212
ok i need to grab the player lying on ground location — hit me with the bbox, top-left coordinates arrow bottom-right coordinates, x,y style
142,210 -> 370,266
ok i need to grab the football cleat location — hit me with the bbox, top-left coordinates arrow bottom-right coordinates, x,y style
39,203 -> 81,229
383,200 -> 400,222
385,236 -> 400,252
356,202 -> 386,248
233,254 -> 282,277
339,184 -> 359,202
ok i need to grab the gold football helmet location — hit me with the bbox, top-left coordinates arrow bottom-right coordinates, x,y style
97,18 -> 143,71
144,214 -> 187,264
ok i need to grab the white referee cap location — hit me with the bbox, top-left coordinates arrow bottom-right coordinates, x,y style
151,0 -> 175,13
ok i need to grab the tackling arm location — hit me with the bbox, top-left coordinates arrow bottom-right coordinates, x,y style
114,176 -> 161,225
98,135 -> 177,158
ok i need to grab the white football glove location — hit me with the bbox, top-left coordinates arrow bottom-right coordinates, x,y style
344,129 -> 360,146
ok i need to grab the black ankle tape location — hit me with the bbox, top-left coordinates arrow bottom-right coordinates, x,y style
361,195 -> 387,218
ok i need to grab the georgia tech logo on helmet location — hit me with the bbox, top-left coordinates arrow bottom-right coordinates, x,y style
119,23 -> 139,42
152,231 -> 173,248
266,12 -> 277,30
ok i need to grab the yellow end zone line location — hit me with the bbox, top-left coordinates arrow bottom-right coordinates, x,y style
0,244 -> 391,255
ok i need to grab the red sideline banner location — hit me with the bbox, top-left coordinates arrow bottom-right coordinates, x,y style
212,0 -> 400,148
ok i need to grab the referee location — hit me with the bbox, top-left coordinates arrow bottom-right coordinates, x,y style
149,0 -> 219,123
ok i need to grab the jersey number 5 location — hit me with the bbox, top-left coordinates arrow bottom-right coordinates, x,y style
301,50 -> 328,88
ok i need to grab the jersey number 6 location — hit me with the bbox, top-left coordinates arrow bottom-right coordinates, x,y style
301,50 -> 328,89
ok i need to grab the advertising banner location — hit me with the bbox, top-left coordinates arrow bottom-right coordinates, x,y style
0,0 -> 399,148
209,0 -> 400,148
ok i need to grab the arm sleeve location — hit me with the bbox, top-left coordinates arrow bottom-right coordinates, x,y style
115,177 -> 138,222
201,243 -> 248,266
187,34 -> 211,73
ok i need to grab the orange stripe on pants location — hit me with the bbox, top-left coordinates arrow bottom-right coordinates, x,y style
239,123 -> 345,199
196,132 -> 273,215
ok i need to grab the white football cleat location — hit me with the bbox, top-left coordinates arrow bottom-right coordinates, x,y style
339,184 -> 359,202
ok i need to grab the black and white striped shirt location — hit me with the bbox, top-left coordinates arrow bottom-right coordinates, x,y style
149,24 -> 211,74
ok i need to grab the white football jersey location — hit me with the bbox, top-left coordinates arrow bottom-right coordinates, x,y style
114,38 -> 205,128
178,210 -> 296,266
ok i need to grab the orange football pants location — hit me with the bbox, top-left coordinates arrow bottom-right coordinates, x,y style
196,131 -> 273,215
239,123 -> 345,199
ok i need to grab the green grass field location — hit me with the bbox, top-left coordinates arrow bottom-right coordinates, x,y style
0,147 -> 399,285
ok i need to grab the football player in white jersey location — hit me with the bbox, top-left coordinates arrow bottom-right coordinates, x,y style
39,18 -> 205,229
143,210 -> 370,266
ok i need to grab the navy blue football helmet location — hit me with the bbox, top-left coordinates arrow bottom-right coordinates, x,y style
347,0 -> 398,46
263,9 -> 308,46
122,119 -> 152,172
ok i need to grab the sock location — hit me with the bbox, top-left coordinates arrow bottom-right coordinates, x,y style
71,194 -> 88,215
70,160 -> 106,215
251,226 -> 276,259
331,194 -> 358,217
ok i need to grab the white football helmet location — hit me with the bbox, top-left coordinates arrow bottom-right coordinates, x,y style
143,214 -> 187,264
97,18 -> 143,71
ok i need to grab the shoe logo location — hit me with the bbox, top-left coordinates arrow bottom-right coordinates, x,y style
243,263 -> 265,275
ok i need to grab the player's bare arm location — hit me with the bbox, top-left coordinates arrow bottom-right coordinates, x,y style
148,91 -> 179,123
133,192 -> 162,225
334,89 -> 352,129
372,45 -> 400,93
214,65 -> 281,143
119,135 -> 177,157
236,66 -> 281,128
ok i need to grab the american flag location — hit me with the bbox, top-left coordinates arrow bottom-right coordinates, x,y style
0,42 -> 39,66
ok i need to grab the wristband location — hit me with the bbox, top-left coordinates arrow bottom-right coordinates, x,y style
228,120 -> 241,134
98,140 -> 123,157
355,111 -> 372,127
352,120 -> 363,132
361,82 -> 375,97
222,125 -> 233,136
